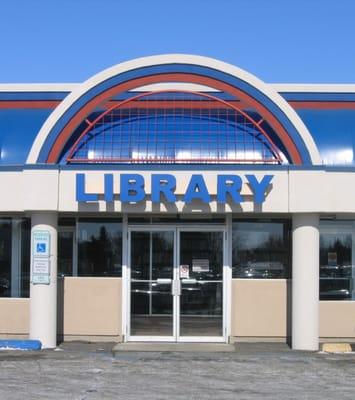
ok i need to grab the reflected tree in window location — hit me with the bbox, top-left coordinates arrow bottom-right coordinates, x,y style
78,220 -> 122,277
232,221 -> 291,279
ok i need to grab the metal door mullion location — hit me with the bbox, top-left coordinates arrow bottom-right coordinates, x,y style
175,227 -> 180,340
126,230 -> 131,340
176,228 -> 182,342
149,231 -> 152,316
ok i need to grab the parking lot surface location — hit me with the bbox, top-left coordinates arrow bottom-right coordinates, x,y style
0,342 -> 355,400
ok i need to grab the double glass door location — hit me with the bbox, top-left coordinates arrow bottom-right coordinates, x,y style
128,227 -> 225,342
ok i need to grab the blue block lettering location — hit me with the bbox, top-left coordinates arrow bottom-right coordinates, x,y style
120,174 -> 145,202
104,174 -> 114,202
217,175 -> 243,203
246,174 -> 273,204
151,174 -> 176,202
76,174 -> 99,202
183,175 -> 211,203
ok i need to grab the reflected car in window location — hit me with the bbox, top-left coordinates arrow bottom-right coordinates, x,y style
0,274 -> 10,297
234,261 -> 285,279
320,264 -> 352,300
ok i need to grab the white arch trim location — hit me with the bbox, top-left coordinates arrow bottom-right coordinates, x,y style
26,54 -> 321,164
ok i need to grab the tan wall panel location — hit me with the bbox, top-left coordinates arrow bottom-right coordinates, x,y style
231,279 -> 288,337
58,277 -> 122,337
320,301 -> 355,338
0,298 -> 29,334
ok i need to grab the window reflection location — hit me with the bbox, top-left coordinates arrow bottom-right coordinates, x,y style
0,218 -> 30,298
320,221 -> 354,301
78,219 -> 122,277
179,232 -> 223,281
20,219 -> 30,297
0,220 -> 12,297
58,230 -> 74,277
232,220 -> 291,279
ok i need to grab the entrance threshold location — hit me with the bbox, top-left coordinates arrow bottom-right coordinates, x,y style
112,342 -> 235,353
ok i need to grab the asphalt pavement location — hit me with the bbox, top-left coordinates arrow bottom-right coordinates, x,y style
0,342 -> 354,400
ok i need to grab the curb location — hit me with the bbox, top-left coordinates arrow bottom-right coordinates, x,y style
321,343 -> 353,353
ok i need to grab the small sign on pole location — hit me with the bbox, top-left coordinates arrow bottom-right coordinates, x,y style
31,230 -> 51,285
33,231 -> 50,258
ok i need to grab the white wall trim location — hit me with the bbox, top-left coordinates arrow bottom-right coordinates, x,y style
0,84 -> 78,92
2,82 -> 355,94
272,83 -> 355,93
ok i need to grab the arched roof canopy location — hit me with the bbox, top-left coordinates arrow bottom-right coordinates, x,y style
27,55 -> 321,165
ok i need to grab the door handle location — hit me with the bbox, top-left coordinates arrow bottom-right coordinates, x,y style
171,279 -> 181,296
181,279 -> 197,285
157,278 -> 172,284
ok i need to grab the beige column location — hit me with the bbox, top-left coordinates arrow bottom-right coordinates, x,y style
29,212 -> 57,349
292,213 -> 319,351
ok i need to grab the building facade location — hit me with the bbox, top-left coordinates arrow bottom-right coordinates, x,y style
1,55 -> 355,350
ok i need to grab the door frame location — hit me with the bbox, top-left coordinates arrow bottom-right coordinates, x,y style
126,225 -> 176,342
124,224 -> 228,343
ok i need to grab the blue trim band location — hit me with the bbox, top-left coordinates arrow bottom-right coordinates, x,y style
36,64 -> 313,164
0,163 -> 351,173
4,163 -> 355,173
0,92 -> 70,101
280,92 -> 355,102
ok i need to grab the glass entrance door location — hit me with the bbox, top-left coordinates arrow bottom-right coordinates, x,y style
128,227 -> 225,342
129,230 -> 175,339
178,231 -> 224,340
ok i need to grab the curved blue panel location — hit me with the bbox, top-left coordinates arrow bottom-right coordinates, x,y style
37,63 -> 313,164
296,109 -> 355,165
0,109 -> 52,164
68,110 -> 281,164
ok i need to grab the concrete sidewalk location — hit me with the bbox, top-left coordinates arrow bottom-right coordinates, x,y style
0,342 -> 355,399
112,342 -> 236,352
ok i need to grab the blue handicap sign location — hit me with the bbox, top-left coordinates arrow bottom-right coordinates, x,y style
36,243 -> 46,253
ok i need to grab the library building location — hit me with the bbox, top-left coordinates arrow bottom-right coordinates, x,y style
1,54 -> 355,350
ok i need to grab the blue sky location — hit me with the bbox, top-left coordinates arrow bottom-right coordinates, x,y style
1,0 -> 355,83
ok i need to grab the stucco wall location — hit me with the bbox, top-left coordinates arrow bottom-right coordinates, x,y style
320,301 -> 355,339
231,280 -> 355,340
0,277 -> 123,340
231,279 -> 289,339
57,277 -> 122,340
0,298 -> 29,337
2,278 -> 355,341
3,168 -> 355,214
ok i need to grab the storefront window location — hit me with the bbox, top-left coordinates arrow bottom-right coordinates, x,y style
320,221 -> 354,301
58,230 -> 74,276
0,218 -> 30,298
20,219 -> 31,297
77,219 -> 122,277
0,219 -> 12,297
232,220 -> 291,279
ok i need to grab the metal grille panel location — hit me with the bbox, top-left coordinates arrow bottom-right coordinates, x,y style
67,91 -> 283,164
